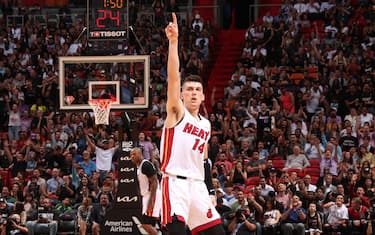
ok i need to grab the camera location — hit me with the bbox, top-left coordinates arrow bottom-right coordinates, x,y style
235,209 -> 246,222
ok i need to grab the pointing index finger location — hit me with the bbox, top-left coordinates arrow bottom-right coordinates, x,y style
172,12 -> 177,24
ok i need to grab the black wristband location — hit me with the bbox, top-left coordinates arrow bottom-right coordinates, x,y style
204,159 -> 215,195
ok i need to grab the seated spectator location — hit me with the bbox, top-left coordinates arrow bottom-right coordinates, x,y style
91,193 -> 112,235
4,213 -> 28,235
348,197 -> 369,234
229,161 -> 247,186
55,197 -> 73,214
258,177 -> 275,198
77,196 -> 93,235
46,168 -> 63,199
305,202 -> 322,235
227,207 -> 257,235
318,172 -> 337,197
223,182 -> 236,207
280,194 -> 307,235
323,194 -> 349,235
304,135 -> 324,160
283,145 -> 310,171
298,174 -> 317,193
246,151 -> 265,177
26,198 -> 58,235
56,175 -> 76,202
262,198 -> 281,235
230,190 -> 248,212
275,183 -> 290,210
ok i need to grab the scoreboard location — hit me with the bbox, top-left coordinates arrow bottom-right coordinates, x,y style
87,0 -> 128,40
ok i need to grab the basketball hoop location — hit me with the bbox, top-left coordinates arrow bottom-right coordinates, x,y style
88,99 -> 114,125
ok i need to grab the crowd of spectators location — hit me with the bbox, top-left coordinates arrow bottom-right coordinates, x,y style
0,0 -> 373,234
209,0 -> 375,234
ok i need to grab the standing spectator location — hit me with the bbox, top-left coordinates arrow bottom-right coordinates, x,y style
319,150 -> 338,176
283,145 -> 310,171
85,133 -> 118,182
280,194 -> 307,235
137,132 -> 153,161
5,98 -> 21,141
251,100 -> 280,140
91,193 -> 112,235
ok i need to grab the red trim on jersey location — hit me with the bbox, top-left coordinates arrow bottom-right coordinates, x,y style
162,176 -> 172,225
160,128 -> 174,172
190,218 -> 222,235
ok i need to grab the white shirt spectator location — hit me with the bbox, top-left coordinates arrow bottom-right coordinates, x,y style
95,147 -> 116,171
324,25 -> 338,38
360,113 -> 374,127
306,1 -> 320,13
294,2 -> 307,14
320,1 -> 335,12
304,143 -> 325,159
260,184 -> 275,198
326,204 -> 349,224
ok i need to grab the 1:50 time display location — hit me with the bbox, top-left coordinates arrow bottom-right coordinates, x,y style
104,0 -> 124,8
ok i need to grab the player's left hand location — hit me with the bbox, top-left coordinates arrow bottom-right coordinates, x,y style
165,13 -> 178,43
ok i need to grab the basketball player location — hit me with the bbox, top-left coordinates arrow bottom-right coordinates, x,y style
161,13 -> 225,235
130,147 -> 161,235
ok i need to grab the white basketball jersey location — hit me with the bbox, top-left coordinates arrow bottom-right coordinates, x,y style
160,109 -> 211,181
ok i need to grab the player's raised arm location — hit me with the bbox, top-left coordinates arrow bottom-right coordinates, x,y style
165,13 -> 183,126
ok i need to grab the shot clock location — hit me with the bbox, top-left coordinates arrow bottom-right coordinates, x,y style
87,0 -> 129,40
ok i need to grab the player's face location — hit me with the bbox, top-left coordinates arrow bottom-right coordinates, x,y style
181,82 -> 204,110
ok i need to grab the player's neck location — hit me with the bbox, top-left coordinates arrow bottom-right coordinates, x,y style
186,107 -> 200,120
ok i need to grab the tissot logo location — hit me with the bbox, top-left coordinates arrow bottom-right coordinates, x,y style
90,31 -> 127,37
120,178 -> 135,183
117,196 -> 138,203
120,167 -> 135,172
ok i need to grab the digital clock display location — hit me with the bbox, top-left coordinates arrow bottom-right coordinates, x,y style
88,0 -> 128,40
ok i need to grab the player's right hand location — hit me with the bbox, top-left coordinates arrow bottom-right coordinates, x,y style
165,13 -> 178,43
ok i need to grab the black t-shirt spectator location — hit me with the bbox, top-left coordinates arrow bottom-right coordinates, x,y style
91,204 -> 112,224
11,158 -> 27,178
339,135 -> 359,151
45,151 -> 67,172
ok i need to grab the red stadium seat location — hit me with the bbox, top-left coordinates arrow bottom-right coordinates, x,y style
286,168 -> 303,177
309,159 -> 320,168
245,176 -> 260,186
303,167 -> 321,177
272,159 -> 285,170
311,176 -> 319,185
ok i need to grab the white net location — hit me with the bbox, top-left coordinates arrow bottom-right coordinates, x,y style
88,99 -> 113,125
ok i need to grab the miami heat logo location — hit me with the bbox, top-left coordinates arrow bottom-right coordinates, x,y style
206,209 -> 213,218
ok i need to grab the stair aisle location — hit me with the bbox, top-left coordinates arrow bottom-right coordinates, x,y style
205,29 -> 246,112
